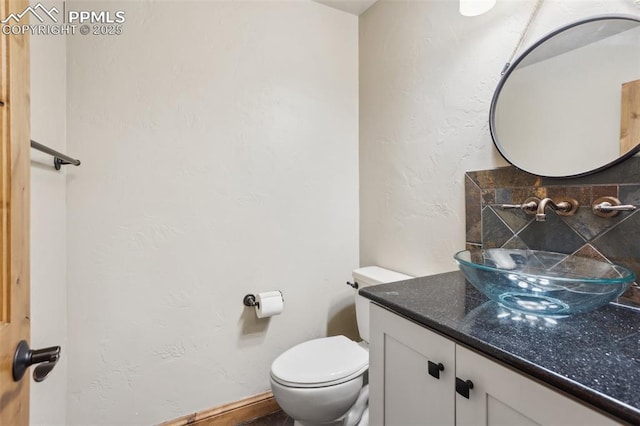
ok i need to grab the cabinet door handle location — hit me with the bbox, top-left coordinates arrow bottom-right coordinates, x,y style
427,361 -> 445,379
455,377 -> 474,399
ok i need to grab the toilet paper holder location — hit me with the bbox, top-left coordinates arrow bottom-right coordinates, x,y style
243,294 -> 259,307
243,291 -> 285,318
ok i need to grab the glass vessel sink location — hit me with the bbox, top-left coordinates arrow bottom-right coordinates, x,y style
454,249 -> 636,317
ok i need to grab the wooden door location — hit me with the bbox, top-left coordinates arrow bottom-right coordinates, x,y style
620,79 -> 640,155
0,0 -> 31,424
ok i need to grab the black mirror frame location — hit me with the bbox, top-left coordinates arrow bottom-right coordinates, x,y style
489,14 -> 640,179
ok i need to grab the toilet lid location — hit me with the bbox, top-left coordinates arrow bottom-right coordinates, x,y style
271,336 -> 368,388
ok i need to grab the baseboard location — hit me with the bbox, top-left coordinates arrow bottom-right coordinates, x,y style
159,391 -> 281,426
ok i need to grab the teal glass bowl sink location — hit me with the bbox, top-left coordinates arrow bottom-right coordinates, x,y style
454,249 -> 636,317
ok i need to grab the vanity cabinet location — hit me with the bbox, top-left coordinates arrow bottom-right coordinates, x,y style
369,304 -> 618,426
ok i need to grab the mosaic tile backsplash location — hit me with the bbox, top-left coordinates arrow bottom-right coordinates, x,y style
465,157 -> 640,307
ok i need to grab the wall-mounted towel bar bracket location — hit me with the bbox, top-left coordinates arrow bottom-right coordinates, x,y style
30,140 -> 81,170
53,157 -> 77,170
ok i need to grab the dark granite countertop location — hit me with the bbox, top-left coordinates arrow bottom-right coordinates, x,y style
359,271 -> 640,425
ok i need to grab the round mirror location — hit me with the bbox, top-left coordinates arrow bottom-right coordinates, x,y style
490,15 -> 640,178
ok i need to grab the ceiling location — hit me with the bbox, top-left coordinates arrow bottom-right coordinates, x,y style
313,0 -> 379,16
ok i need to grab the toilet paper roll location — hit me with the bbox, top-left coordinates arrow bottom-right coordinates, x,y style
256,291 -> 284,318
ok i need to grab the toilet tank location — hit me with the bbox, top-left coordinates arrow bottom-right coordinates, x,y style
353,266 -> 413,343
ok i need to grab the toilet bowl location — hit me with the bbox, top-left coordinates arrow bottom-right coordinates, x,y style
270,335 -> 368,425
270,267 -> 413,426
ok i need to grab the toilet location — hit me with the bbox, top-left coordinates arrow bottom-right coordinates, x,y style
270,266 -> 413,426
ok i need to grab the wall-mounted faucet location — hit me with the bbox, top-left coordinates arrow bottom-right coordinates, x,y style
536,197 -> 579,222
501,196 -> 636,221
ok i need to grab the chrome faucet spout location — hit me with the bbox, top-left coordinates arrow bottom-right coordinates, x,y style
536,198 -> 554,221
536,197 -> 579,222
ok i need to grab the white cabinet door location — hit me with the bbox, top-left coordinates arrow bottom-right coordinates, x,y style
455,345 -> 619,426
370,304 -> 456,426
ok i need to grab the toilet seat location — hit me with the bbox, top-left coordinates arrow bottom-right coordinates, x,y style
271,336 -> 368,388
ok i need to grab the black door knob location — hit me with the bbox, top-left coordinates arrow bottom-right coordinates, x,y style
428,360 -> 445,379
13,340 -> 61,382
455,377 -> 474,399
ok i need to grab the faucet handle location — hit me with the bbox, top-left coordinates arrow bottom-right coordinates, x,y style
592,196 -> 637,218
498,197 -> 539,215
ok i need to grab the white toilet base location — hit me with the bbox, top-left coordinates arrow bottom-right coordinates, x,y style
281,384 -> 368,426
357,407 -> 369,426
292,407 -> 368,426
343,385 -> 368,426
271,375 -> 367,426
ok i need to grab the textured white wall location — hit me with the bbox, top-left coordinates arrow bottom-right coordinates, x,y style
359,0 -> 640,278
65,1 -> 358,424
30,0 -> 68,424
